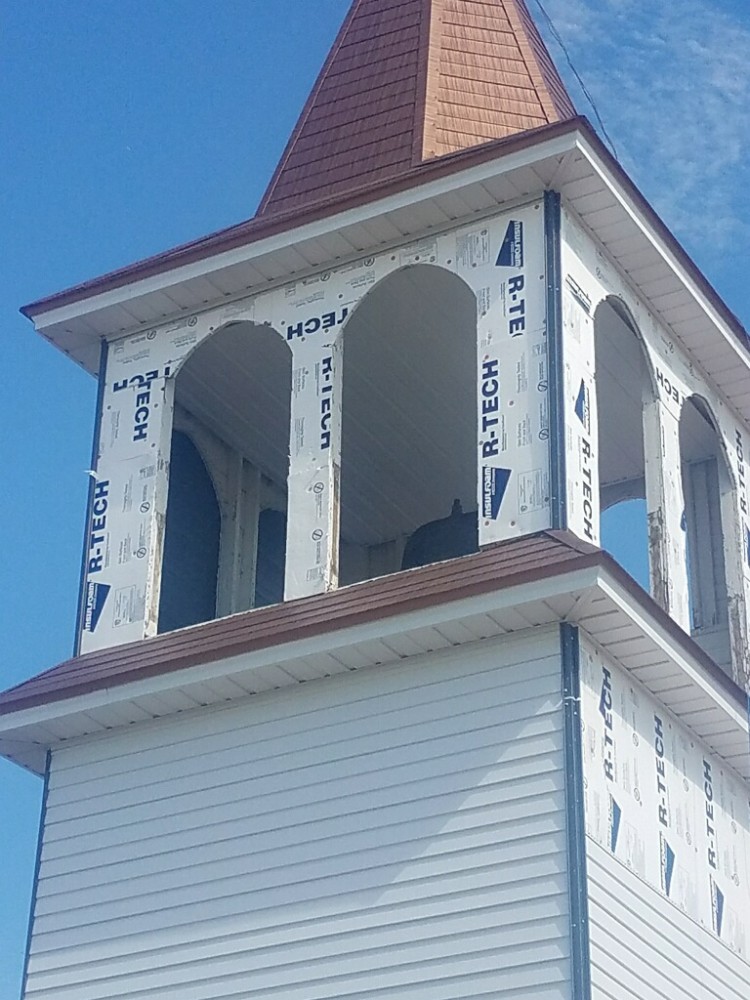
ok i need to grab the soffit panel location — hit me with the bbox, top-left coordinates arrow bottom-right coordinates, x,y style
28,133 -> 750,430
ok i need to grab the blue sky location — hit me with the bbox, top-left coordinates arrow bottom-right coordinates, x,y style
1,0 -> 749,995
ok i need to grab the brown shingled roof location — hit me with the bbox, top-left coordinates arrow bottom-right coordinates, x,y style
258,0 -> 575,215
0,532 -> 595,716
0,531 -> 743,718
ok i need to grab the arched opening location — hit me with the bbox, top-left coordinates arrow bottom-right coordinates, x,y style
594,297 -> 654,588
679,395 -> 732,671
158,321 -> 291,632
339,265 -> 477,585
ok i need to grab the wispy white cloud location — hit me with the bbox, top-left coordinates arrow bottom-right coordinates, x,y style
535,0 -> 750,258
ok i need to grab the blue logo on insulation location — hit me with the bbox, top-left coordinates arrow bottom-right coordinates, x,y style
711,879 -> 725,937
482,467 -> 511,520
496,221 -> 524,268
609,796 -> 622,853
575,380 -> 590,433
660,835 -> 676,897
84,582 -> 110,633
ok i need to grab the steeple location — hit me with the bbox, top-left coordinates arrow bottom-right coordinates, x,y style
259,0 -> 575,215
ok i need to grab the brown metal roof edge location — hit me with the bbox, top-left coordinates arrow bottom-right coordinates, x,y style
543,530 -> 746,708
20,117 -> 583,320
586,545 -> 746,708
0,532 -> 597,715
30,534 -> 580,689
21,116 -> 750,359
410,0 -> 434,165
1,529 -> 745,718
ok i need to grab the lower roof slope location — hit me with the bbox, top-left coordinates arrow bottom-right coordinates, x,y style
0,531 -> 742,717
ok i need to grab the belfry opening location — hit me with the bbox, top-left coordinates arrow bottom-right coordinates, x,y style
159,321 -> 292,631
339,265 -> 478,585
594,297 -> 654,588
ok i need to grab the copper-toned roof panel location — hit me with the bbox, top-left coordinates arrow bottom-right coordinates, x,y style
260,0 -> 576,214
0,533 -> 599,715
1,531 -> 744,721
425,0 -> 575,158
258,0 -> 425,215
511,0 -> 576,121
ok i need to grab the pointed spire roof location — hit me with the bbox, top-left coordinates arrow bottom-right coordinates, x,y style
258,0 -> 575,216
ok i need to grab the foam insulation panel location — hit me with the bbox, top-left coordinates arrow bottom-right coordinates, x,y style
561,208 -> 750,687
79,201 -> 553,653
78,198 -> 750,684
582,636 -> 750,958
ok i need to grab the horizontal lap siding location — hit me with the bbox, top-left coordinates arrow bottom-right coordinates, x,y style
26,631 -> 570,1000
588,841 -> 750,999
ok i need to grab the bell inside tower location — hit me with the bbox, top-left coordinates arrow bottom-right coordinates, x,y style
339,265 -> 478,585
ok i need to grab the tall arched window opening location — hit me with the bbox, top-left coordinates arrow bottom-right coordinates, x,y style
679,396 -> 732,672
594,298 -> 654,590
158,321 -> 292,632
339,266 -> 477,585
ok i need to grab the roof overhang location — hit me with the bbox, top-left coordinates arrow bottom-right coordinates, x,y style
1,533 -> 747,782
21,119 -> 750,422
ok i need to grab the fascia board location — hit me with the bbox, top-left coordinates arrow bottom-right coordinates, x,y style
576,132 -> 750,368
29,132 -> 579,334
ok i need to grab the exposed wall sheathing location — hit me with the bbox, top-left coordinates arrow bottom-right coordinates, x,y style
79,201 -> 551,654
561,209 -> 750,687
580,633 -> 750,993
81,197 -> 750,683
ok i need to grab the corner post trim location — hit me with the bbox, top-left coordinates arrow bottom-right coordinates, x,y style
561,622 -> 592,1000
545,190 -> 566,530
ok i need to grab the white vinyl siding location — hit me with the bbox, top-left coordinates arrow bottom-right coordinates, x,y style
25,629 -> 570,1000
588,840 -> 750,1000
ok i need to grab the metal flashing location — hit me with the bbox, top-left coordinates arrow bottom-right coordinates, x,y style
545,189 -> 566,529
1,530 -> 747,734
561,622 -> 592,1000
2,549 -> 749,782
1,531 -> 599,716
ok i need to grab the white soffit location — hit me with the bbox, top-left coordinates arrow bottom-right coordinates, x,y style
1,565 -> 747,784
573,133 -> 750,416
28,127 -> 750,420
29,132 -> 578,375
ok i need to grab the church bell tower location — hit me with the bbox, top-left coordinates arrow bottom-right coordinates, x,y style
3,3 -> 750,999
